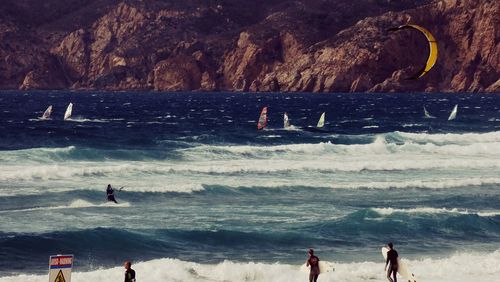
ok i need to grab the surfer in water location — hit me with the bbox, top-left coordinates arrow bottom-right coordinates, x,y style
124,261 -> 136,282
385,242 -> 398,282
306,248 -> 320,282
106,184 -> 118,204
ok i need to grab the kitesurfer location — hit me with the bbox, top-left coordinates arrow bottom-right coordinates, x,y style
106,184 -> 118,204
385,242 -> 398,282
124,261 -> 136,282
306,248 -> 320,282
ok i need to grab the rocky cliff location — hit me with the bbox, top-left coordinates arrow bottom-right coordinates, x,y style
0,0 -> 498,92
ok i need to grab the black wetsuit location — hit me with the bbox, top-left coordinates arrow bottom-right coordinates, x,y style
124,268 -> 136,282
386,249 -> 398,282
106,186 -> 118,203
307,255 -> 320,282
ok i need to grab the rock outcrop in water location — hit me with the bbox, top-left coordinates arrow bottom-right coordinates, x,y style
0,0 -> 498,92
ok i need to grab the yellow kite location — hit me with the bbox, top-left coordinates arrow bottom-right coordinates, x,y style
389,24 -> 438,79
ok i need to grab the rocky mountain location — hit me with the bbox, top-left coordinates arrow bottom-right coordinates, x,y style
0,0 -> 498,92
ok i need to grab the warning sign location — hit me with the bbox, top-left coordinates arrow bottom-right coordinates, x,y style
54,270 -> 66,282
49,255 -> 73,282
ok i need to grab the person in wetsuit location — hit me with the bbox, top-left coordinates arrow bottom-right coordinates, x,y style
306,248 -> 320,282
385,242 -> 398,282
106,184 -> 118,204
124,261 -> 136,282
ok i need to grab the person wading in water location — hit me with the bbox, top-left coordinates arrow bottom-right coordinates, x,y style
306,248 -> 320,282
124,261 -> 136,282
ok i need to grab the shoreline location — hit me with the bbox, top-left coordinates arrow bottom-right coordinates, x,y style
1,249 -> 499,282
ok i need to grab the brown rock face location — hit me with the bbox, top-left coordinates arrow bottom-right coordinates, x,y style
153,55 -> 201,91
52,29 -> 89,84
0,0 -> 498,92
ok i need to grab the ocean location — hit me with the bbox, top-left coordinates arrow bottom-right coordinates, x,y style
0,91 -> 499,282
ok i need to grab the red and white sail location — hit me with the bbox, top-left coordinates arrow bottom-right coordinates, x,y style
257,107 -> 268,130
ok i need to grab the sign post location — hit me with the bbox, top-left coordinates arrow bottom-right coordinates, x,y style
48,254 -> 74,282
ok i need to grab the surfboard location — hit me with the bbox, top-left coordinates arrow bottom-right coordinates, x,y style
300,261 -> 334,274
381,247 -> 417,282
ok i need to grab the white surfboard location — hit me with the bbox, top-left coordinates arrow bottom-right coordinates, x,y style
381,247 -> 417,282
300,261 -> 334,274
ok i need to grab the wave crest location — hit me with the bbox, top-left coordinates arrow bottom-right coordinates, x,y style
1,250 -> 499,282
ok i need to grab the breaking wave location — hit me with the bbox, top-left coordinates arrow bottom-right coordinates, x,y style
1,251 -> 499,282
0,199 -> 130,213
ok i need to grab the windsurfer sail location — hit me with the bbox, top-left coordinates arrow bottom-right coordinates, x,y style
317,112 -> 325,128
41,105 -> 53,120
448,104 -> 458,121
64,103 -> 73,120
284,112 -> 290,128
423,106 -> 435,119
257,107 -> 268,130
388,24 -> 438,79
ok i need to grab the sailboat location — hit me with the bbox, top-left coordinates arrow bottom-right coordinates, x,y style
317,112 -> 325,128
64,103 -> 73,120
423,106 -> 435,119
40,105 -> 53,120
284,112 -> 290,128
448,104 -> 458,121
257,107 -> 268,130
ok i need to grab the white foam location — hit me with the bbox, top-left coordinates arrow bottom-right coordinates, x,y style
258,135 -> 282,138
4,175 -> 499,198
2,131 -> 500,196
64,117 -> 108,123
396,131 -> 500,145
402,123 -> 422,128
180,133 -> 500,158
283,125 -> 301,131
0,199 -> 130,213
372,207 -> 500,217
1,250 -> 499,282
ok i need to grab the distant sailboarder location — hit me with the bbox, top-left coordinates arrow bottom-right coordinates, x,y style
423,106 -> 435,119
317,112 -> 325,128
448,104 -> 458,121
64,103 -> 73,120
40,105 -> 53,120
257,106 -> 268,130
284,112 -> 290,128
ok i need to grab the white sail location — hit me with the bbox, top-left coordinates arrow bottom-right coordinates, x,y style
284,112 -> 290,128
448,104 -> 458,121
423,106 -> 435,119
41,105 -> 53,120
64,103 -> 73,120
317,112 -> 325,128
